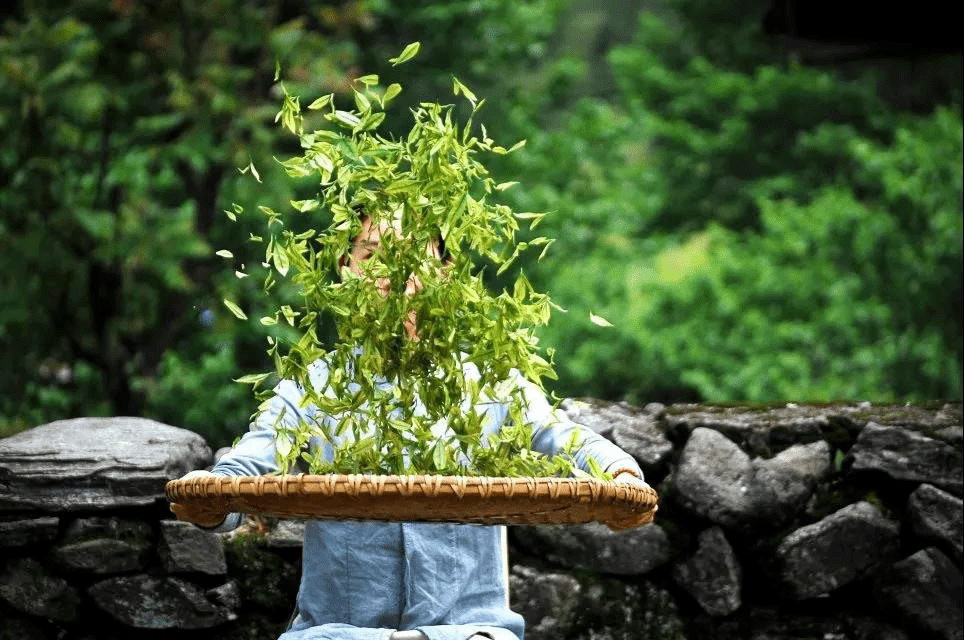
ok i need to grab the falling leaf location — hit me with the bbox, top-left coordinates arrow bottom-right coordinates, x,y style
589,311 -> 613,327
223,299 -> 247,320
389,41 -> 421,66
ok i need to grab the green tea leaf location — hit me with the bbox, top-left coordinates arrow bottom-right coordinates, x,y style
235,372 -> 271,385
334,110 -> 361,128
307,94 -> 333,110
452,76 -> 477,105
239,160 -> 262,183
389,41 -> 421,66
432,439 -> 446,470
353,89 -> 371,113
589,311 -> 613,327
223,299 -> 247,320
290,199 -> 319,212
382,83 -> 402,106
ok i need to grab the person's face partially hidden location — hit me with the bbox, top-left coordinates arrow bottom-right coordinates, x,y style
343,215 -> 443,340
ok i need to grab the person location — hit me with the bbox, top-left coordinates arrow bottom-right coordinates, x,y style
172,214 -> 652,640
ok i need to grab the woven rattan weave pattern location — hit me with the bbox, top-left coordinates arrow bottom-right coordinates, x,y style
166,474 -> 659,527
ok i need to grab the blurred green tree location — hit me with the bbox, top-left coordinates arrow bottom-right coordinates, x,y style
499,2 -> 962,403
0,0 -> 572,443
0,0 -> 379,440
2,0 -> 959,443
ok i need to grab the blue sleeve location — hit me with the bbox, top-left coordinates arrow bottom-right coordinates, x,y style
205,363 -> 330,533
514,373 -> 644,480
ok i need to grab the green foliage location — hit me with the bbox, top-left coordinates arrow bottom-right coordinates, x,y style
498,7 -> 962,404
0,0 -> 573,444
233,46 -> 587,478
2,0 -> 959,444
0,1 -> 378,439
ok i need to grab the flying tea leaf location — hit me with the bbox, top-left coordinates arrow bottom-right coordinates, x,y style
382,83 -> 402,106
389,41 -> 421,66
223,299 -> 247,320
589,311 -> 613,327
307,94 -> 333,110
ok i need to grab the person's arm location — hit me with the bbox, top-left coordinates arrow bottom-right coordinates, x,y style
514,373 -> 645,481
171,361 -> 329,530
510,372 -> 657,530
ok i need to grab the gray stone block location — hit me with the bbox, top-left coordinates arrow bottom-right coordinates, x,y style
62,515 -> 152,542
0,417 -> 212,512
266,519 -> 306,548
672,428 -> 830,532
0,612 -> 49,640
848,423 -> 962,496
732,606 -> 910,640
662,404 -> 845,457
0,517 -> 59,548
88,574 -> 236,629
672,427 -> 758,529
509,565 -> 581,640
755,440 -> 832,519
0,557 -> 80,622
50,538 -> 151,574
775,501 -> 900,599
875,547 -> 963,640
672,526 -> 742,616
513,521 -> 670,576
906,483 -> 963,565
511,564 -> 685,640
159,519 -> 227,575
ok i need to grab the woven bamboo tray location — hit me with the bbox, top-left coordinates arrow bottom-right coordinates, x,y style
165,474 -> 658,527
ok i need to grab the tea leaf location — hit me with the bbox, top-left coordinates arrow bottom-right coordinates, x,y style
382,83 -> 402,106
223,299 -> 247,320
334,110 -> 361,128
389,41 -> 421,66
307,94 -> 333,111
353,89 -> 371,113
589,311 -> 613,327
452,76 -> 477,105
235,372 -> 271,385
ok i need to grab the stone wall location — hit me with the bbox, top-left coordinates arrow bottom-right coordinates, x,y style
0,404 -> 961,640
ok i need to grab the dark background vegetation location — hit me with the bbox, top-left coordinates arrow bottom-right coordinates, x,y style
1,0 -> 961,447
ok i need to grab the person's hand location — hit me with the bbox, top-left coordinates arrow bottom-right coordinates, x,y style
606,471 -> 658,532
169,470 -> 227,528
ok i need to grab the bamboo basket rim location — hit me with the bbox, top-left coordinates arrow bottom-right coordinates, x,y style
166,473 -> 659,528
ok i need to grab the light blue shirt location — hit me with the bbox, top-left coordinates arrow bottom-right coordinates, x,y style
211,360 -> 643,640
